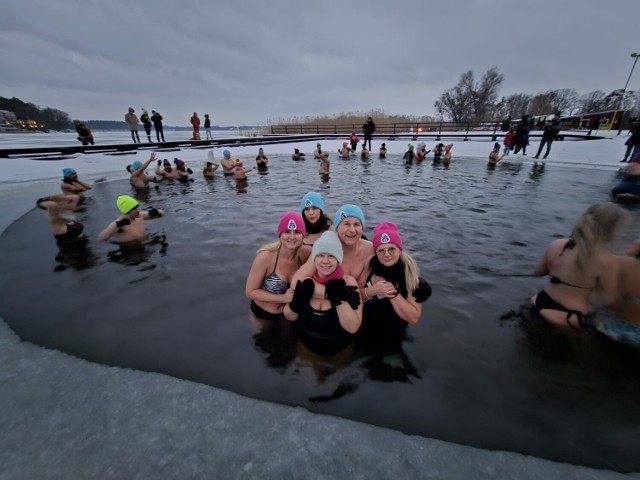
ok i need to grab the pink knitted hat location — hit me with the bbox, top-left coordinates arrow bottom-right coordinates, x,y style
277,211 -> 307,237
372,222 -> 403,251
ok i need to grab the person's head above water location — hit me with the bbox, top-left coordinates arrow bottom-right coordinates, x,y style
62,168 -> 76,178
223,150 -> 231,158
373,222 -> 403,251
311,231 -> 343,264
116,195 -> 139,215
333,204 -> 365,229
131,161 -> 142,170
493,142 -> 500,150
277,211 -> 306,237
301,192 -> 325,213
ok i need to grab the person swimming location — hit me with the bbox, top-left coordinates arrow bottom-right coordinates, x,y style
36,194 -> 85,245
99,195 -> 164,244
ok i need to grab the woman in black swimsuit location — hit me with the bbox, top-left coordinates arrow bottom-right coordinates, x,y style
36,195 -> 85,245
246,211 -> 311,320
531,203 -> 629,329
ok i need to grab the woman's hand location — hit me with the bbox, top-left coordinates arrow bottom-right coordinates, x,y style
281,288 -> 294,304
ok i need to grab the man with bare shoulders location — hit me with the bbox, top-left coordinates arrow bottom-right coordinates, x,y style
293,204 -> 373,284
220,149 -> 235,175
129,152 -> 159,189
60,168 -> 92,198
99,195 -> 164,243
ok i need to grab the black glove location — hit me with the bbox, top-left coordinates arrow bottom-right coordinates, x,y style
412,278 -> 432,303
36,197 -> 46,210
344,285 -> 361,310
186,168 -> 193,174
289,279 -> 314,314
157,159 -> 162,166
325,278 -> 348,307
115,218 -> 131,229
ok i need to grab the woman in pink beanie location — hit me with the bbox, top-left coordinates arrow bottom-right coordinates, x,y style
245,211 -> 311,321
358,222 -> 431,349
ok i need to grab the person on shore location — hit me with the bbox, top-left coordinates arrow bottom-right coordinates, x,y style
246,211 -> 311,320
190,112 -> 201,140
415,142 -> 427,163
358,222 -> 431,354
292,148 -> 306,161
362,117 -> 376,151
204,114 -> 212,140
379,143 -> 387,158
60,168 -> 92,198
488,142 -> 505,165
129,152 -> 160,188
403,144 -> 415,164
587,115 -> 601,136
300,192 -> 333,246
73,120 -> 94,145
339,141 -> 351,158
533,112 -> 562,160
503,126 -> 515,155
151,110 -> 165,142
621,123 -> 640,162
349,132 -> 359,153
432,143 -> 445,164
99,195 -> 164,243
36,194 -> 85,244
361,144 -> 369,159
443,144 -> 453,165
203,161 -> 219,178
530,203 -> 629,329
125,107 -> 140,143
513,116 -> 531,155
283,230 -> 362,356
233,159 -> 255,180
220,149 -> 235,175
140,108 -> 152,142
256,148 -> 268,171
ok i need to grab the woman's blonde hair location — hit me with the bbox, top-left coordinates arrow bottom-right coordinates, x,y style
364,250 -> 420,294
257,240 -> 305,267
571,203 -> 629,272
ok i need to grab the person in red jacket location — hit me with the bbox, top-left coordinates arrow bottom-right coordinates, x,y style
190,112 -> 201,140
503,126 -> 515,155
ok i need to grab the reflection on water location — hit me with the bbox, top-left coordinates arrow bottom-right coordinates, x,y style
1,153 -> 640,472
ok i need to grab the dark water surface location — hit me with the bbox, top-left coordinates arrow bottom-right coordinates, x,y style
1,155 -> 639,472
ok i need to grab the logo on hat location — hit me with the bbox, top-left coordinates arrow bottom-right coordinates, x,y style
288,219 -> 297,230
381,233 -> 391,244
305,199 -> 312,207
340,211 -> 347,221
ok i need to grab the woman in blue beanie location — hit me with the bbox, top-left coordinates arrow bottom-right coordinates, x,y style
300,192 -> 333,246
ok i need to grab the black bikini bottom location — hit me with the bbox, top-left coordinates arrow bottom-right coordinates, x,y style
250,300 -> 284,321
534,290 -> 592,330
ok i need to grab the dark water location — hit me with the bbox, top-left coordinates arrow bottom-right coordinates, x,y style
1,155 -> 639,472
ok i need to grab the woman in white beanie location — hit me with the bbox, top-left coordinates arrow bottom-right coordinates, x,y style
284,231 -> 362,355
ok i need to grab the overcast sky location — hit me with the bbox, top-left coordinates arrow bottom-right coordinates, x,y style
1,0 -> 638,126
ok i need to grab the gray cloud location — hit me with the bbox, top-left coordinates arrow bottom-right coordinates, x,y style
2,0 -> 638,125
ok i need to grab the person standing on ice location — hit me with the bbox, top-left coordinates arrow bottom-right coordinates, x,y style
125,107 -> 140,143
190,112 -> 201,140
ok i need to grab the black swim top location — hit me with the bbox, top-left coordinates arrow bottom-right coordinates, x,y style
261,248 -> 290,294
54,221 -> 84,242
550,238 -> 592,290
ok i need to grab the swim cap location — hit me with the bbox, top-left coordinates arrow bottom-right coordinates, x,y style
163,159 -> 171,167
408,144 -> 414,150
62,168 -> 76,178
381,143 -> 386,147
445,144 -> 453,152
373,222 -> 403,251
173,158 -> 184,166
223,150 -> 231,157
277,211 -> 306,237
258,148 -> 264,154
301,192 -> 324,212
131,161 -> 142,170
494,142 -> 500,150
234,159 -> 243,168
116,195 -> 139,214
334,204 -> 365,229
312,231 -> 343,264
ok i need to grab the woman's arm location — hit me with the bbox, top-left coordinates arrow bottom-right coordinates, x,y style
389,291 -> 422,325
245,252 -> 292,305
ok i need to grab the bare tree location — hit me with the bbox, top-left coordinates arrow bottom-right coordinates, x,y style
579,90 -> 608,113
434,67 -> 504,122
496,93 -> 532,119
529,93 -> 553,116
547,88 -> 580,115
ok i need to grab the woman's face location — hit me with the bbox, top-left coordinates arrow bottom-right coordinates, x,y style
280,230 -> 303,249
314,253 -> 338,276
303,206 -> 321,224
375,244 -> 401,267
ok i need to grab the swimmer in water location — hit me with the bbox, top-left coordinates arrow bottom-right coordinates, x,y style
36,194 -> 85,244
292,148 -> 306,161
379,143 -> 387,158
245,211 -> 311,320
203,161 -> 219,178
220,149 -> 235,175
300,192 -> 334,246
99,194 -> 164,244
60,168 -> 92,198
488,142 -> 505,165
339,141 -> 351,159
443,144 -> 453,164
256,148 -> 268,171
403,144 -> 415,164
129,152 -> 160,188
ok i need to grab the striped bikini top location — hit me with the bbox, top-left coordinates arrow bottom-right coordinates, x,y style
261,248 -> 290,294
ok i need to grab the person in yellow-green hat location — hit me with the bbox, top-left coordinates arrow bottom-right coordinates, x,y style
99,195 -> 164,243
